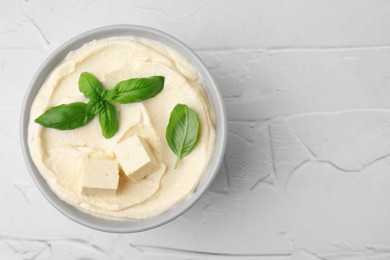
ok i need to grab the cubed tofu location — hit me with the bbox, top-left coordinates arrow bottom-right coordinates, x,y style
114,135 -> 158,180
81,158 -> 119,196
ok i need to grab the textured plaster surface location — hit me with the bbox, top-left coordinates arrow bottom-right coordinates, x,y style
2,0 -> 390,259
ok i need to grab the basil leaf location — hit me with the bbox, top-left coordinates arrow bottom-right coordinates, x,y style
166,104 -> 200,169
106,76 -> 164,104
35,102 -> 94,130
99,101 -> 119,139
79,72 -> 106,101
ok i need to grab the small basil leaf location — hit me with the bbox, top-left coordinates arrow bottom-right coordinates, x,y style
106,76 -> 164,104
78,72 -> 106,101
98,101 -> 119,139
35,102 -> 94,130
166,104 -> 200,169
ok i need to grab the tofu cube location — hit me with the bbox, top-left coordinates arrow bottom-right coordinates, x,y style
81,158 -> 119,196
114,135 -> 158,180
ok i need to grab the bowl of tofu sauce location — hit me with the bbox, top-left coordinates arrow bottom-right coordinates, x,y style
20,25 -> 226,232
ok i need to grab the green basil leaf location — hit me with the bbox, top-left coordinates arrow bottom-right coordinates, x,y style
79,72 -> 106,101
106,76 -> 164,104
98,101 -> 119,139
166,104 -> 200,169
35,102 -> 94,130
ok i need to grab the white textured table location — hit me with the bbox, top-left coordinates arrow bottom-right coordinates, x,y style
2,1 -> 390,259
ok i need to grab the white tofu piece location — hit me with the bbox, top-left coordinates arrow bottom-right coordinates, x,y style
81,158 -> 119,196
114,135 -> 158,180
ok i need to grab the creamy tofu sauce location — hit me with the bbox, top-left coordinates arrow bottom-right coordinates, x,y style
28,37 -> 215,219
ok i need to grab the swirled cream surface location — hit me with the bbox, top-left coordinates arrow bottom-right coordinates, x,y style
28,37 -> 215,219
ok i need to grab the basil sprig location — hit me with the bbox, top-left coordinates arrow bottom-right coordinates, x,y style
35,72 -> 164,138
166,104 -> 200,169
